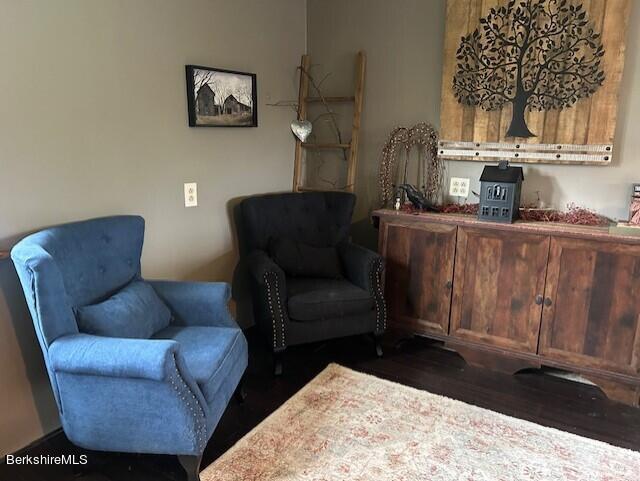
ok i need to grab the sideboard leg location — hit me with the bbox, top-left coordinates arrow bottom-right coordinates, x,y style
234,377 -> 247,404
178,455 -> 202,481
274,350 -> 284,377
584,376 -> 640,407
373,334 -> 383,358
384,328 -> 415,350
449,343 -> 540,375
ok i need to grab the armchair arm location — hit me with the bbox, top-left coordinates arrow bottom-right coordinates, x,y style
148,280 -> 237,328
246,249 -> 288,350
48,334 -> 210,456
246,249 -> 286,284
338,242 -> 384,292
338,242 -> 387,335
49,333 -> 179,381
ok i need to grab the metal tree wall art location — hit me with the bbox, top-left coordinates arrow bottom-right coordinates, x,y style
439,0 -> 630,164
453,0 -> 605,138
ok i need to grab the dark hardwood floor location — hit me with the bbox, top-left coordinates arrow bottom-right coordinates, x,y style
2,330 -> 640,481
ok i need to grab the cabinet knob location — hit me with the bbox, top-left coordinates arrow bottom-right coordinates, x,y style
544,297 -> 553,307
535,295 -> 543,305
445,280 -> 453,290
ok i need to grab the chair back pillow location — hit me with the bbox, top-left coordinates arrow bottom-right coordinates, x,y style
269,237 -> 343,278
76,281 -> 171,339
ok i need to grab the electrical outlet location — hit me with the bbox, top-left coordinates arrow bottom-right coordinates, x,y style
449,177 -> 470,198
184,182 -> 198,207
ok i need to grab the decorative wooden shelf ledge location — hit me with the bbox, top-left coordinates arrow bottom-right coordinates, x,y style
304,96 -> 355,103
302,143 -> 351,150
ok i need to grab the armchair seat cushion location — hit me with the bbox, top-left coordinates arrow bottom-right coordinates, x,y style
287,278 -> 374,322
152,325 -> 247,405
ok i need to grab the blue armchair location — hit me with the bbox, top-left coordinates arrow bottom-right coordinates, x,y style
11,216 -> 247,481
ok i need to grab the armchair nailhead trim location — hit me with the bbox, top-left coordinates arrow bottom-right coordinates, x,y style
169,356 -> 207,451
370,259 -> 387,333
263,272 -> 286,350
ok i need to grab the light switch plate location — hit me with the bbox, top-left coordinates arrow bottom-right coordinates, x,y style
449,177 -> 470,198
184,182 -> 198,207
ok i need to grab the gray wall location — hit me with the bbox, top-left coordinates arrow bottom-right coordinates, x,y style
307,0 -> 640,235
0,0 -> 306,456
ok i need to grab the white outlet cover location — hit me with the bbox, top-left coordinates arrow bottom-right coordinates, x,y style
449,177 -> 470,198
184,182 -> 198,207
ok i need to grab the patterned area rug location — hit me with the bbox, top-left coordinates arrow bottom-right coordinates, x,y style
202,364 -> 640,481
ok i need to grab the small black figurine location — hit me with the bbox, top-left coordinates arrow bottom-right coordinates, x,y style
397,184 -> 436,211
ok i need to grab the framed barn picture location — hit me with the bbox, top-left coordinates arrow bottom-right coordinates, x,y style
439,0 -> 631,164
185,65 -> 257,127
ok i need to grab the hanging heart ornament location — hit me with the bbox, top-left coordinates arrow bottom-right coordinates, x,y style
290,120 -> 312,142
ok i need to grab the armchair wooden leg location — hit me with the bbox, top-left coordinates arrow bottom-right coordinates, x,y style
274,350 -> 284,377
178,454 -> 202,481
71,461 -> 88,478
234,378 -> 247,404
374,334 -> 383,358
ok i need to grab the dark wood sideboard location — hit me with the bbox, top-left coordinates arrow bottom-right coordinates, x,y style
374,209 -> 640,407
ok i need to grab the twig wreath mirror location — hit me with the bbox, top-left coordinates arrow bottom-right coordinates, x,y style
378,122 -> 443,208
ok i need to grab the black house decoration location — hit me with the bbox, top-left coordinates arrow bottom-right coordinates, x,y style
478,161 -> 524,224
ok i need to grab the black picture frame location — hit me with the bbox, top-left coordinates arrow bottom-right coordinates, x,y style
185,65 -> 257,128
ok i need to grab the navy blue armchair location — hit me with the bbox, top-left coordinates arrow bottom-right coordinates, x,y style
11,216 -> 247,481
239,192 -> 386,375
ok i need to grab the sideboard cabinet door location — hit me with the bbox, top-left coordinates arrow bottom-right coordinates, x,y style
539,237 -> 640,375
450,227 -> 550,353
380,220 -> 457,336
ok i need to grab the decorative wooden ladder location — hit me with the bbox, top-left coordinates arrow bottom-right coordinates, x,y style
292,51 -> 366,193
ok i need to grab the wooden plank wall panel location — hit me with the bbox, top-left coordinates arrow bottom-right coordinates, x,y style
572,0 -> 603,144
440,0 -> 471,141
439,0 -> 631,156
461,0 -> 485,141
525,104 -> 545,145
586,0 -> 632,144
472,0 -> 500,142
